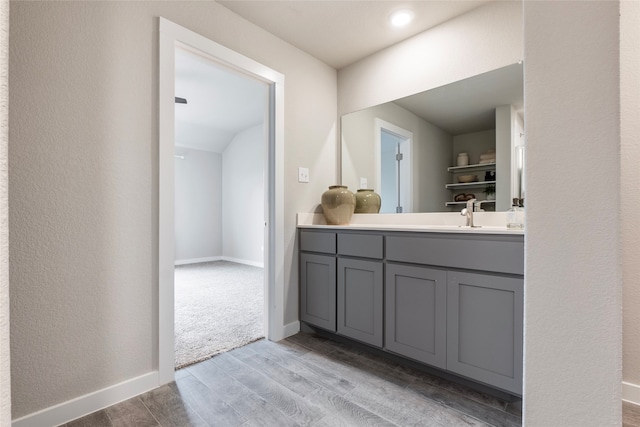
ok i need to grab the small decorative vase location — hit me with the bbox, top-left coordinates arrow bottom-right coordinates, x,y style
457,152 -> 469,166
355,189 -> 381,214
321,185 -> 356,225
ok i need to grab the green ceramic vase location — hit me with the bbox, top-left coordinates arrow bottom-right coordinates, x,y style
321,185 -> 356,225
354,189 -> 381,213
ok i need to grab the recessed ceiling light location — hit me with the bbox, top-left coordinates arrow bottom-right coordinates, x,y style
390,10 -> 414,28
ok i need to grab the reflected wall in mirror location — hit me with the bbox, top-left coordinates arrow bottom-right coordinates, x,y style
341,63 -> 524,213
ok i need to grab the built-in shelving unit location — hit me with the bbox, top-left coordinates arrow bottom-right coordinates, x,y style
444,200 -> 496,207
445,180 -> 496,190
447,162 -> 496,173
446,162 -> 497,209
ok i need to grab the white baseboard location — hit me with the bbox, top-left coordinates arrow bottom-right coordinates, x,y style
222,256 -> 264,268
282,320 -> 300,339
268,320 -> 299,342
12,322 -> 298,426
623,381 -> 640,406
174,256 -> 221,266
12,372 -> 159,427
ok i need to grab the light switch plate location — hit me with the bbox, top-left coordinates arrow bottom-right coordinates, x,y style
360,177 -> 368,189
298,167 -> 310,183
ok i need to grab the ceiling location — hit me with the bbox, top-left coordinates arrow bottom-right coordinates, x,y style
175,1 -> 507,153
217,1 -> 491,70
175,47 -> 267,153
393,62 -> 524,135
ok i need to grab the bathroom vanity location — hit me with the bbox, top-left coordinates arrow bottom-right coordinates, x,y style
298,215 -> 524,396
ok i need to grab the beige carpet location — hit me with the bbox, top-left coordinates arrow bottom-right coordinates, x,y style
174,260 -> 264,369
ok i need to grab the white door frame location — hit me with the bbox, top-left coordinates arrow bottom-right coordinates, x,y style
374,118 -> 413,213
158,18 -> 285,385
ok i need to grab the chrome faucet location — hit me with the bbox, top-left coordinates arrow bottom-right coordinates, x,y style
461,198 -> 476,227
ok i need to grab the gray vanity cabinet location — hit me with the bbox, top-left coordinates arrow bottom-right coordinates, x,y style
299,228 -> 524,396
446,270 -> 523,394
337,258 -> 383,347
300,253 -> 336,331
336,233 -> 384,347
299,231 -> 336,331
385,264 -> 447,368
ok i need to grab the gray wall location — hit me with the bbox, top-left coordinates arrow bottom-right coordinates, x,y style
174,147 -> 222,263
175,125 -> 265,267
222,124 -> 265,266
341,102 -> 451,212
8,1 -> 337,419
451,129 -> 495,166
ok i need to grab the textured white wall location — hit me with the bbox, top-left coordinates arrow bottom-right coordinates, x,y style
9,1 -> 336,419
0,0 -> 9,425
174,148 -> 222,262
222,125 -> 265,266
523,1 -> 621,424
337,1 -> 523,116
621,0 -> 640,395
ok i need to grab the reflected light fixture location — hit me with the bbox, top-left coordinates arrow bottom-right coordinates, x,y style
390,9 -> 414,27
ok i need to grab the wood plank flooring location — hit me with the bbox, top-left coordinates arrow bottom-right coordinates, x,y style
625,401 -> 640,427
62,332 -> 546,426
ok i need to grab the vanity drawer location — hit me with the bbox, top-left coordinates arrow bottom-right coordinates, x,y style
300,230 -> 336,254
338,233 -> 383,259
386,234 -> 523,275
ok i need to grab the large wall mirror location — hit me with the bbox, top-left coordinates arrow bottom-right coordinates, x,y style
341,62 -> 524,213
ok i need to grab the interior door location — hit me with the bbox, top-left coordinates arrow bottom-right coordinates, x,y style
379,128 -> 412,213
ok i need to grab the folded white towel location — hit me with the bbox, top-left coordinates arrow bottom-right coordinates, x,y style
479,159 -> 495,164
480,153 -> 496,160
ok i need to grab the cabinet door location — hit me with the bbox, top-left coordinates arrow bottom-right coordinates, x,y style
337,258 -> 383,347
300,253 -> 336,331
385,264 -> 447,368
447,271 -> 523,394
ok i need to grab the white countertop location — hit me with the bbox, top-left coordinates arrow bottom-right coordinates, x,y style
297,212 -> 525,235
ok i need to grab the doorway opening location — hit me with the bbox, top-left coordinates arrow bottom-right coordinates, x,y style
173,45 -> 268,369
375,119 -> 413,213
159,18 -> 285,385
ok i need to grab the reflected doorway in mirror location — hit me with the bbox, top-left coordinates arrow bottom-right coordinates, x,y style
375,118 -> 412,214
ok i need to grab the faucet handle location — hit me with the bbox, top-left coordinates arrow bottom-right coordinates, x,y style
466,198 -> 476,211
